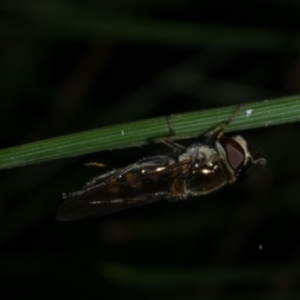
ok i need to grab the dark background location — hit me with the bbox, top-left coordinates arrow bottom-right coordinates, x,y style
1,1 -> 300,299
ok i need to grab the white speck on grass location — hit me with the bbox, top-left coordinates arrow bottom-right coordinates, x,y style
246,109 -> 253,117
121,130 -> 125,136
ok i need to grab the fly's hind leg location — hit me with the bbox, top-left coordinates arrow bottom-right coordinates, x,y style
163,115 -> 186,154
83,169 -> 117,189
82,162 -> 112,188
162,137 -> 186,153
84,162 -> 106,168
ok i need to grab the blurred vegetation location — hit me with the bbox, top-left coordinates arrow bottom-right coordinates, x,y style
1,0 -> 300,299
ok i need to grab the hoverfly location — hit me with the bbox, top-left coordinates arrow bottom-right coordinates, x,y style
56,107 -> 266,221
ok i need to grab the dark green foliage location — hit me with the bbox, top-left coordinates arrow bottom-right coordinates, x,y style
1,1 -> 300,299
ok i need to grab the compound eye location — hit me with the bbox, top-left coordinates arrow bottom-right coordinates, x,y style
220,138 -> 246,172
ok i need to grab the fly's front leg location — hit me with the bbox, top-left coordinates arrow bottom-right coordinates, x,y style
205,105 -> 243,144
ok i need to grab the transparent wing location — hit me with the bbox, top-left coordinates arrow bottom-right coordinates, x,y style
56,156 -> 190,221
56,192 -> 169,221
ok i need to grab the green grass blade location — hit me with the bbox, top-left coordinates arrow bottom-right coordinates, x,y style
0,95 -> 299,170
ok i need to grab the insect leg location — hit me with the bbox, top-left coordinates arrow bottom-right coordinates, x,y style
84,162 -> 106,168
166,115 -> 176,137
86,156 -> 168,189
135,155 -> 169,165
83,169 -> 117,188
205,105 -> 243,143
162,137 -> 186,153
161,115 -> 186,153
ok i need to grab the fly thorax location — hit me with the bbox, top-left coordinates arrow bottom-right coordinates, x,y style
178,144 -> 218,163
178,144 -> 228,196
